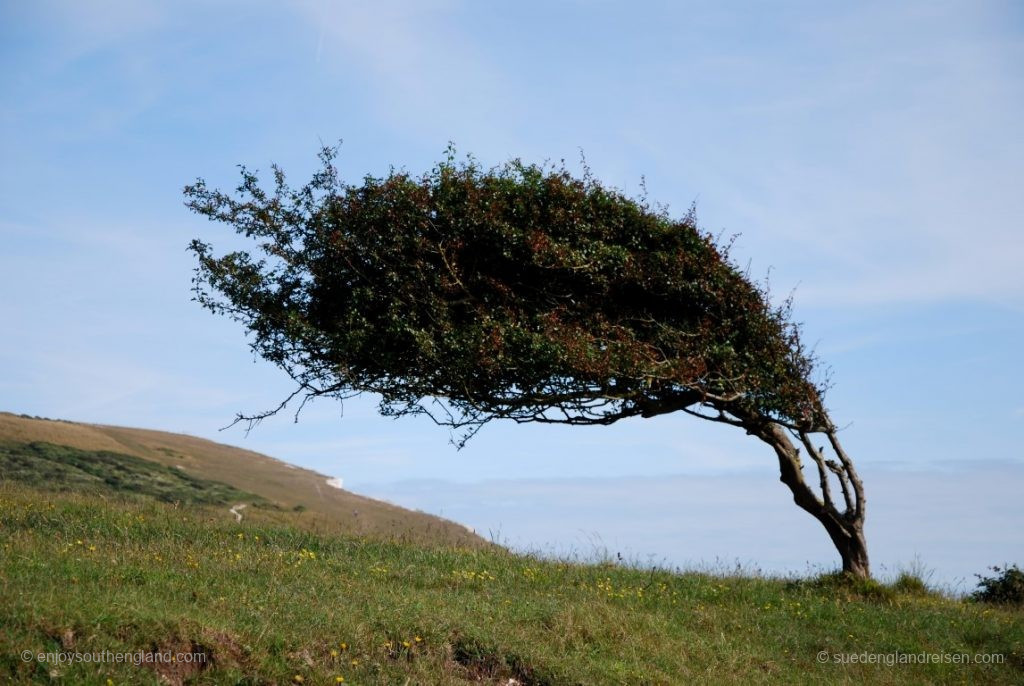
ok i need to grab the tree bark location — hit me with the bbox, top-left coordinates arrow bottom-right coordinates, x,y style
737,413 -> 870,578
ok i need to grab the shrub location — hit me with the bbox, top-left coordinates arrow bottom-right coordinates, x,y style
891,573 -> 929,596
797,571 -> 895,602
972,564 -> 1024,606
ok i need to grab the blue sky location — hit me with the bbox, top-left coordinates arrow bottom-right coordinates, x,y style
1,0 -> 1022,585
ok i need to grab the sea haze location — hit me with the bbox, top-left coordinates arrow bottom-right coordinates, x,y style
362,460 -> 1024,593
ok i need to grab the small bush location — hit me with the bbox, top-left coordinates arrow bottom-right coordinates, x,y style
802,571 -> 895,602
972,565 -> 1024,606
891,573 -> 929,596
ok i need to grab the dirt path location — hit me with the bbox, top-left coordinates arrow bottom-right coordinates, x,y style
229,503 -> 247,522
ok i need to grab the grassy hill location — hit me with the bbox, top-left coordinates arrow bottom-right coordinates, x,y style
1,412 -> 1021,684
1,484 -> 1021,685
0,412 -> 482,547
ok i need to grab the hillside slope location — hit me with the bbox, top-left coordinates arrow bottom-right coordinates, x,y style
0,412 -> 483,547
2,484 -> 1021,684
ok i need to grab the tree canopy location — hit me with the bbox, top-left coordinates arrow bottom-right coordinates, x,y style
186,147 -> 826,442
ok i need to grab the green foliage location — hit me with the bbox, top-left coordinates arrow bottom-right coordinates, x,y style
185,146 -> 827,441
0,441 -> 266,507
788,570 -> 935,603
973,565 -> 1024,606
792,571 -> 897,602
3,484 -> 1022,684
892,573 -> 930,596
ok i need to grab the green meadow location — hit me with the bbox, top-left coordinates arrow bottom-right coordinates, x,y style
2,481 -> 1021,685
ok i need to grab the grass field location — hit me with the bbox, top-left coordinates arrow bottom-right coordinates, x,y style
2,482 -> 1021,685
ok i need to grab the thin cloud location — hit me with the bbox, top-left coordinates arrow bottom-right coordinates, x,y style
608,3 -> 1024,307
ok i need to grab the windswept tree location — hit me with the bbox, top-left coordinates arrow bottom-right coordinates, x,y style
185,146 -> 870,577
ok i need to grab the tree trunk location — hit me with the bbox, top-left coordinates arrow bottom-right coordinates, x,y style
835,527 -> 870,578
740,415 -> 870,578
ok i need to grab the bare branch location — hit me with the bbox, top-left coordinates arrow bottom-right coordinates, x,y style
797,431 -> 840,519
